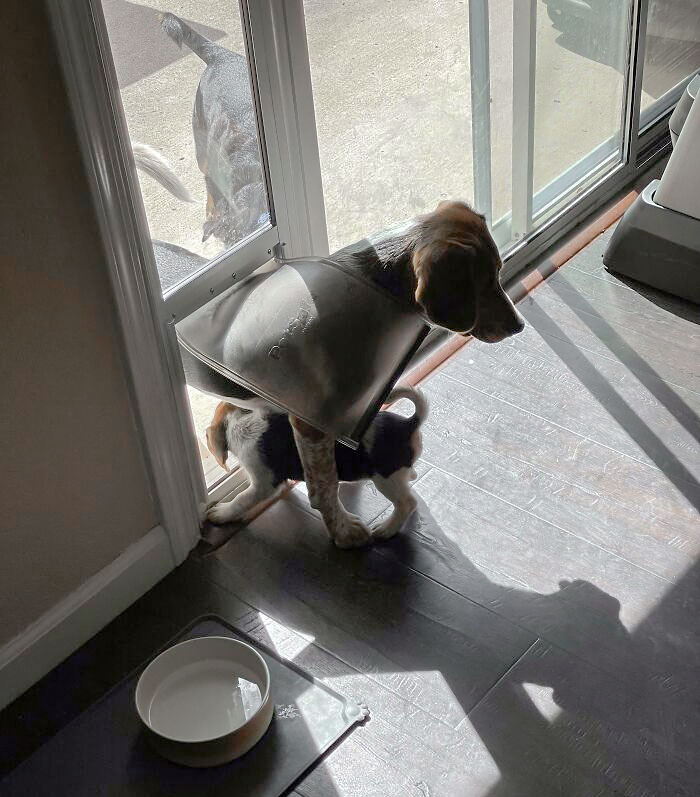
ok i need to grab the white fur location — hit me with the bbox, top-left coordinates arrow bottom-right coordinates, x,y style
206,408 -> 278,525
132,142 -> 194,203
384,385 -> 429,424
370,467 -> 418,539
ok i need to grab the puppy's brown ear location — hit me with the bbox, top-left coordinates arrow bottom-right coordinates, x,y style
206,402 -> 233,470
206,422 -> 230,470
413,242 -> 478,333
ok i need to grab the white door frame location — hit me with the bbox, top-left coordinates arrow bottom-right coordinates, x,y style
48,0 -> 202,564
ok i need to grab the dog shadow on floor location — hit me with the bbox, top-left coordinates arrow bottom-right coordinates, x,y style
383,500 -> 698,796
209,489 -> 700,796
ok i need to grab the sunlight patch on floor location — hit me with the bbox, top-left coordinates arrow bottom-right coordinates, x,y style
522,682 -> 561,723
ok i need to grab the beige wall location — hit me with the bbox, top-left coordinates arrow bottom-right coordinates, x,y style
0,2 -> 158,647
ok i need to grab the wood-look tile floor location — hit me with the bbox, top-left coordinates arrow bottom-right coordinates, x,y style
2,224 -> 699,796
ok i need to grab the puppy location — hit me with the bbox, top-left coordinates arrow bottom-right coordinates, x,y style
206,387 -> 428,545
287,201 -> 525,547
204,199 -> 525,547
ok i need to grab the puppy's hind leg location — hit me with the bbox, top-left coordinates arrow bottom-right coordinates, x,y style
371,468 -> 418,540
206,466 -> 278,525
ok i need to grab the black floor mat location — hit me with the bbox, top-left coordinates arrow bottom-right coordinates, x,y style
1,616 -> 366,797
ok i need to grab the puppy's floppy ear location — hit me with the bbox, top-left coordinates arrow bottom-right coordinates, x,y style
206,423 -> 230,470
413,241 -> 478,333
205,402 -> 233,470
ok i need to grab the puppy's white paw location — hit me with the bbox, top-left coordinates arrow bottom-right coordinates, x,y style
372,500 -> 416,540
334,513 -> 372,548
206,502 -> 241,526
371,515 -> 401,540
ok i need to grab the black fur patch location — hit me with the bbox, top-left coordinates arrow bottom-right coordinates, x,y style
257,413 -> 305,486
365,413 -> 419,477
256,410 -> 419,486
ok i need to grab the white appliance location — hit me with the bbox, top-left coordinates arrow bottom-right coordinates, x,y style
604,74 -> 700,304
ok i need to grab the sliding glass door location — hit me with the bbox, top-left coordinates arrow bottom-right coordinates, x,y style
501,0 -> 632,246
303,0 -> 634,252
301,0 -> 693,270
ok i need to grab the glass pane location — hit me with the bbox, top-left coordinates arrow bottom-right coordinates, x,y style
498,0 -> 632,246
641,0 -> 700,123
488,1 -> 514,225
101,1 -> 270,294
304,0 -> 632,257
304,1 -> 474,253
533,1 -> 629,196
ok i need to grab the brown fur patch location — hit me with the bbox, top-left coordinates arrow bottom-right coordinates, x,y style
205,402 -> 236,469
211,401 -> 235,427
434,199 -> 483,227
413,201 -> 490,273
206,190 -> 216,219
289,415 -> 327,442
410,201 -> 493,331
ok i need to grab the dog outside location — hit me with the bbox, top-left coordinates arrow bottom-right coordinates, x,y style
101,0 -> 677,483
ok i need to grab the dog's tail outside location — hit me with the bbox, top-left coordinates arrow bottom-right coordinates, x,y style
385,386 -> 429,429
160,12 -> 219,65
132,142 -> 194,203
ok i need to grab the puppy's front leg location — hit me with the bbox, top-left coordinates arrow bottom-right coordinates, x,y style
290,416 -> 372,548
207,470 -> 277,525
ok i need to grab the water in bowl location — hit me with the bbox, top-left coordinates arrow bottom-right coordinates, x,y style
148,659 -> 263,742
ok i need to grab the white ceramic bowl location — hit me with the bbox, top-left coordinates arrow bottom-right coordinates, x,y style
135,636 -> 273,767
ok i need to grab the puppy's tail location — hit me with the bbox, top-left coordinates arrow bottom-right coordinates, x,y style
132,142 -> 194,203
160,12 -> 219,65
385,386 -> 429,429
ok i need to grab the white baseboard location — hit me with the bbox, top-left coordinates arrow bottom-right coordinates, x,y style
0,525 -> 175,711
